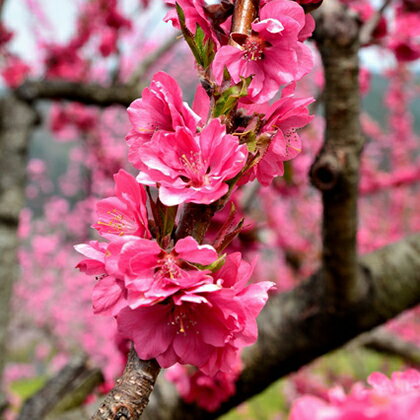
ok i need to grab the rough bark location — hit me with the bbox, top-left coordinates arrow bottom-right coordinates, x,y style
0,95 -> 37,405
311,0 -> 366,305
91,348 -> 160,420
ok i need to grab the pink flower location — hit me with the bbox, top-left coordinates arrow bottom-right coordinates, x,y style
117,253 -> 273,374
76,235 -> 219,310
114,235 -> 218,307
75,241 -> 127,316
99,28 -> 119,57
93,169 -> 150,238
289,369 -> 420,420
75,241 -> 107,275
1,55 -> 30,88
212,0 -> 313,103
164,0 -> 217,43
244,91 -> 314,185
166,363 -> 239,411
126,72 -> 200,170
389,9 -> 420,62
135,118 -> 248,206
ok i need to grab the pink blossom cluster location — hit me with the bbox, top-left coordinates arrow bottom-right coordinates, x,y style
166,363 -> 240,411
126,72 -> 248,205
76,169 -> 273,375
289,369 -> 420,420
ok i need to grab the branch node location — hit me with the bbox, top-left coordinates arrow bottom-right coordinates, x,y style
310,154 -> 341,190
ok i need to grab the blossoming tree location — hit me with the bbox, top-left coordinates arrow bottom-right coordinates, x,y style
0,0 -> 419,419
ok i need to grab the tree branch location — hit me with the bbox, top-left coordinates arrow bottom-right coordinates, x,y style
311,0 -> 365,305
15,80 -> 137,108
357,329 -> 420,366
0,95 -> 37,406
17,355 -> 103,420
230,0 -> 259,37
92,348 -> 160,420
359,0 -> 393,45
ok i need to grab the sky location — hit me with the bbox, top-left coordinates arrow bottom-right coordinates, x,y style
2,0 -> 412,74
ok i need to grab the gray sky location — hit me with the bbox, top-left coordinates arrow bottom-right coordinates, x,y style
2,0 -> 410,74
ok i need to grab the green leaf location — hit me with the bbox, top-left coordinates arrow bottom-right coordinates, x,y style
176,3 -> 204,66
245,131 -> 257,153
213,77 -> 252,117
194,253 -> 226,272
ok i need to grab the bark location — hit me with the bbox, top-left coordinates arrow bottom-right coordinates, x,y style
0,95 -> 37,404
311,0 -> 366,305
91,348 -> 160,420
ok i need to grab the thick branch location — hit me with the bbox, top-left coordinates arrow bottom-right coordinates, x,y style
0,95 -> 37,404
91,348 -> 160,420
15,80 -> 137,108
311,0 -> 364,305
18,356 -> 103,420
140,233 -> 420,420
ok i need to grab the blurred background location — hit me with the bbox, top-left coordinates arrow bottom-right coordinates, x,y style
0,0 -> 419,419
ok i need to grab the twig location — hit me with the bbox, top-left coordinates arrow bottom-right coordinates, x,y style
230,0 -> 259,36
128,35 -> 180,88
359,0 -> 393,45
357,329 -> 420,366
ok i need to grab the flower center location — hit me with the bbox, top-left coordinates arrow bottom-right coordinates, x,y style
158,255 -> 182,281
179,151 -> 209,187
170,306 -> 198,335
242,36 -> 266,61
97,209 -> 137,236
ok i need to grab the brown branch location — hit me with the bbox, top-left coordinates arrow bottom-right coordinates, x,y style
92,348 -> 160,420
14,36 -> 181,108
357,329 -> 420,366
128,35 -> 180,88
311,0 -> 365,305
359,0 -> 393,45
17,355 -> 103,420
0,95 -> 37,406
15,80 -> 137,108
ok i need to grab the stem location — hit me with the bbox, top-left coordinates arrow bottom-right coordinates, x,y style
230,0 -> 259,36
